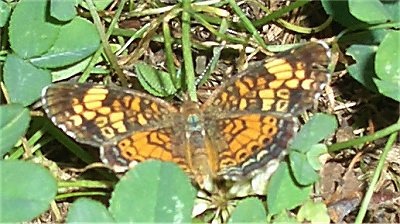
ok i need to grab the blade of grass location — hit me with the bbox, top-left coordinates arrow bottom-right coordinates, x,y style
196,18 -> 228,87
122,7 -> 181,67
275,16 -> 333,34
125,0 -> 225,17
354,118 -> 400,223
42,119 -> 117,181
226,0 -> 267,49
328,122 -> 400,153
7,123 -> 48,160
55,191 -> 108,200
182,0 -> 197,101
84,0 -> 128,86
253,0 -> 310,27
163,14 -> 179,89
115,23 -> 151,56
43,119 -> 97,165
58,179 -> 113,189
190,11 -> 248,45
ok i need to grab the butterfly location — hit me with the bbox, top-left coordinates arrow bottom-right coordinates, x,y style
42,41 -> 331,190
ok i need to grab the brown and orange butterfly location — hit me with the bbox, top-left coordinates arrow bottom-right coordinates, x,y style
42,41 -> 331,189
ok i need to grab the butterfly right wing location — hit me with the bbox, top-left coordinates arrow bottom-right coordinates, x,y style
202,42 -> 331,179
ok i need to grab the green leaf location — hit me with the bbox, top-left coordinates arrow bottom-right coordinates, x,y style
306,144 -> 328,171
67,198 -> 114,223
290,113 -> 337,152
383,0 -> 400,22
321,0 -> 365,28
0,1 -> 11,27
3,54 -> 52,106
349,0 -> 390,23
9,0 -> 60,58
51,46 -> 109,81
289,151 -> 319,186
338,29 -> 391,46
50,0 -> 77,21
109,161 -> 196,223
375,31 -> 400,81
0,160 -> 57,222
30,17 -> 100,68
272,211 -> 297,223
80,0 -> 114,11
373,78 -> 400,102
0,104 -> 31,157
136,62 -> 178,97
346,44 -> 379,92
267,162 -> 312,215
297,200 -> 330,224
228,198 -> 266,223
51,56 -> 94,81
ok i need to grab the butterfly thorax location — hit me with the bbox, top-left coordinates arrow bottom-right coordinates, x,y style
180,101 -> 219,189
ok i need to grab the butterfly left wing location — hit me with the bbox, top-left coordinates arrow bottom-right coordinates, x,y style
42,83 -> 178,146
42,83 -> 193,173
202,41 -> 331,179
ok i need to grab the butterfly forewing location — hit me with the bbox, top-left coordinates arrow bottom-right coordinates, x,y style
202,41 -> 331,115
42,83 -> 178,146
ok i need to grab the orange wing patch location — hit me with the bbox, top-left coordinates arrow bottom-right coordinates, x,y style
216,114 -> 297,179
100,128 -> 189,173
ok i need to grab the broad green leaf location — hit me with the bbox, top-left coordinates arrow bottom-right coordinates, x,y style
67,198 -> 114,223
338,29 -> 390,46
51,43 -> 116,81
0,104 -> 31,157
346,44 -> 379,92
267,162 -> 312,215
373,78 -> 400,102
51,56 -> 94,81
375,31 -> 400,81
9,0 -> 60,58
0,1 -> 11,27
272,210 -> 297,223
110,161 -> 196,223
0,160 -> 57,222
3,54 -> 51,106
349,0 -> 389,23
297,200 -> 330,224
80,0 -> 114,11
30,17 -> 100,68
290,113 -> 337,152
306,144 -> 328,170
289,151 -> 319,186
383,0 -> 400,22
321,0 -> 365,27
50,0 -> 77,21
228,198 -> 266,223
